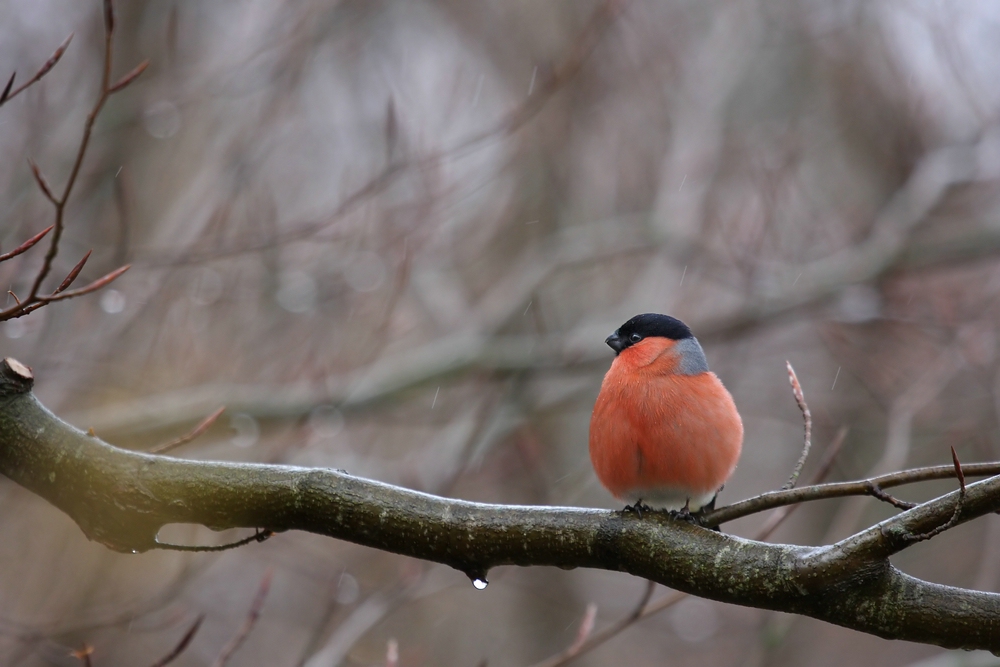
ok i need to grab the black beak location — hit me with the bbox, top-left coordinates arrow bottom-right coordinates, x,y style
605,332 -> 625,354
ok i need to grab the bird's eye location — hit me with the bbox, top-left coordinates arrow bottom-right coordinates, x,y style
629,333 -> 642,343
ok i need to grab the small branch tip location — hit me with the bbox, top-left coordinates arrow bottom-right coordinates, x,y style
109,59 -> 149,93
951,446 -> 966,493
782,361 -> 812,490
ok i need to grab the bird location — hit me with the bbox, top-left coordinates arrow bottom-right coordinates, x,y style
589,313 -> 743,514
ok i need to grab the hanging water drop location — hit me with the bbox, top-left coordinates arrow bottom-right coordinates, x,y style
472,578 -> 488,590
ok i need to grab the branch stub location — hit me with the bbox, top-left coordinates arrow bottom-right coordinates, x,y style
1,357 -> 34,393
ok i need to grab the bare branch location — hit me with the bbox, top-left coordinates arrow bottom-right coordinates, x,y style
703,460 -> 1000,527
1,362 -> 999,651
27,2 -> 116,303
865,482 -> 916,511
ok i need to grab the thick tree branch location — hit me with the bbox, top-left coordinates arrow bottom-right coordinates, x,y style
1,359 -> 1000,652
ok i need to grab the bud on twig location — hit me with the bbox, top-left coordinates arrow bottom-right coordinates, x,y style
27,158 -> 57,203
54,251 -> 92,294
0,227 -> 53,263
109,59 -> 149,94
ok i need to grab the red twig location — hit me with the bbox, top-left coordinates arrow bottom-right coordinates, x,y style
0,227 -> 52,263
566,604 -> 598,655
26,159 -> 57,204
109,59 -> 149,94
0,264 -> 131,320
952,446 -> 966,492
150,406 -> 226,454
148,615 -> 205,667
0,33 -> 73,107
210,570 -> 274,667
54,250 -> 91,294
0,0 -> 143,324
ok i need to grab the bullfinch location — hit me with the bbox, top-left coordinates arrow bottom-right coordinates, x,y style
589,313 -> 743,513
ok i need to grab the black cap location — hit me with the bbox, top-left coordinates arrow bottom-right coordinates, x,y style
605,313 -> 693,355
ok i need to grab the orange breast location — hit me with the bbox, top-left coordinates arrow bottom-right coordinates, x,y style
588,340 -> 743,502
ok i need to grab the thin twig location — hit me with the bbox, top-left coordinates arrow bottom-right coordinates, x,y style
782,361 -> 812,490
150,406 -> 226,454
155,528 -> 273,553
899,447 -> 969,544
26,7 -> 115,302
756,426 -> 849,542
0,33 -> 73,107
210,569 -> 274,667
566,604 -> 598,655
865,482 -> 916,510
0,264 -> 131,320
530,583 -> 652,667
54,250 -> 91,295
0,227 -> 52,263
148,615 -> 205,667
27,159 -> 57,204
703,459 -> 1000,527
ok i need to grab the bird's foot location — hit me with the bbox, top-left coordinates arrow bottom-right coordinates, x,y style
622,501 -> 653,518
668,500 -> 722,532
667,506 -> 700,525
